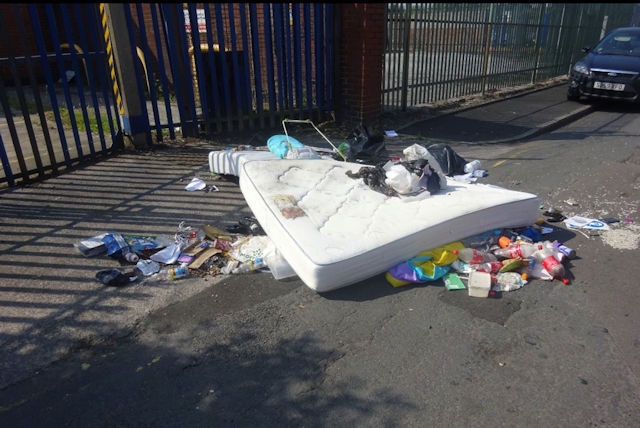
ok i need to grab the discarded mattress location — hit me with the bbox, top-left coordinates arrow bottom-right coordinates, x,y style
238,158 -> 540,293
209,150 -> 278,176
209,144 -> 336,177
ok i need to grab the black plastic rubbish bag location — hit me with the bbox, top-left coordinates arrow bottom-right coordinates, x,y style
425,143 -> 468,176
338,124 -> 388,163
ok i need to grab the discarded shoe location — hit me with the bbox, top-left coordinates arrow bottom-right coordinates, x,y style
95,268 -> 137,287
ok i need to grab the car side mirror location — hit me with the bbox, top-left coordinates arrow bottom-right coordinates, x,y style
582,46 -> 591,53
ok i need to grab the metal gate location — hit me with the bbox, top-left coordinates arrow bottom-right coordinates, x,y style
0,3 -> 335,189
0,4 -> 121,188
383,3 -> 636,111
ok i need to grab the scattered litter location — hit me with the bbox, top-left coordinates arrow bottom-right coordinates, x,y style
600,217 -> 619,224
95,268 -> 137,287
149,240 -> 184,264
77,218 -> 296,287
73,133 -> 633,294
136,259 -> 160,276
185,177 -> 206,191
563,215 -> 610,231
467,271 -> 491,298
76,204 -> 631,293
542,208 -> 566,223
443,272 -> 466,290
225,216 -> 265,235
74,233 -> 108,257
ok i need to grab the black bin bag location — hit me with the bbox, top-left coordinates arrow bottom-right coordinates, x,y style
341,124 -> 388,164
424,143 -> 468,176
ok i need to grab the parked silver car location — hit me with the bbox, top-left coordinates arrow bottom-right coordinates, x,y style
568,27 -> 640,102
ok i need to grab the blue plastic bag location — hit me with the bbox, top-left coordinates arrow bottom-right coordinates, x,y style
267,134 -> 304,159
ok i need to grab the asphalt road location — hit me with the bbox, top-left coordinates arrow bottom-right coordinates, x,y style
0,100 -> 638,427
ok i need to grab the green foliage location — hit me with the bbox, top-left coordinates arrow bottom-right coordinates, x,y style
46,108 -> 114,133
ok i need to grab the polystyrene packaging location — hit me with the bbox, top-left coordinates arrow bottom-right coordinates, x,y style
468,271 -> 491,298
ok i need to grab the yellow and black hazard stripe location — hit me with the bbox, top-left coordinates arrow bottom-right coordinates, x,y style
99,3 -> 124,117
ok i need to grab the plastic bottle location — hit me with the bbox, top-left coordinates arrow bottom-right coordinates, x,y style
123,251 -> 139,263
454,248 -> 497,264
541,240 -> 565,263
464,160 -> 481,173
493,242 -> 537,259
451,259 -> 473,274
533,246 -> 568,283
523,257 -> 553,281
452,259 -> 503,274
231,258 -> 266,274
469,260 -> 504,273
159,264 -> 189,280
338,142 -> 350,158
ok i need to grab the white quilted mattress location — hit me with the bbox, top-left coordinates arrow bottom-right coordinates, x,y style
209,150 -> 278,176
238,158 -> 540,293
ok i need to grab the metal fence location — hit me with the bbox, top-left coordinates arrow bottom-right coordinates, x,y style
1,3 -> 637,189
0,3 -> 334,189
383,3 -> 637,111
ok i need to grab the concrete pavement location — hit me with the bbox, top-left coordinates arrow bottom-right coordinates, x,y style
395,78 -> 593,145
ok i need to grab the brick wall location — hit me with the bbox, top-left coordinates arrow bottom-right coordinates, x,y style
336,3 -> 386,126
0,4 -> 58,84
